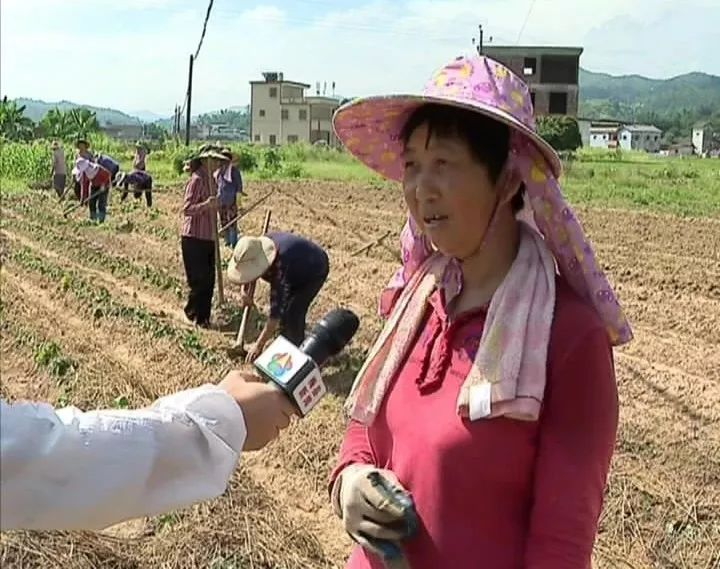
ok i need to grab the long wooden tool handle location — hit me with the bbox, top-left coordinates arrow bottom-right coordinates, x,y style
218,189 -> 274,233
63,186 -> 107,217
233,208 -> 272,348
203,165 -> 225,306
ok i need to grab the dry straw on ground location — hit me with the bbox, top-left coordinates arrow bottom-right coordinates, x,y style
1,180 -> 718,568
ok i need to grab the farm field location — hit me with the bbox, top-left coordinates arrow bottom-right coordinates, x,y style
1,157 -> 720,568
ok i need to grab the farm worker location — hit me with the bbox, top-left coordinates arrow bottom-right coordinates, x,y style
96,152 -> 121,184
327,54 -> 633,569
228,231 -> 330,361
50,140 -> 66,198
181,156 -> 218,328
0,369 -> 297,531
74,157 -> 112,223
214,148 -> 244,249
72,138 -> 95,200
75,137 -> 94,160
116,170 -> 154,207
133,141 -> 149,171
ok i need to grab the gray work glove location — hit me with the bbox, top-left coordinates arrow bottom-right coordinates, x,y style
332,464 -> 413,562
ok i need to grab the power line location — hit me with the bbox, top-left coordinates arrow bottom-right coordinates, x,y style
193,0 -> 215,61
515,0 -> 537,44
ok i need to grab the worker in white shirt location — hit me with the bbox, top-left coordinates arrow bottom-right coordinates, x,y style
1,370 -> 296,532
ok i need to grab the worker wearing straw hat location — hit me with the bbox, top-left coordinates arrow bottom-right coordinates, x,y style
73,156 -> 112,223
133,141 -> 149,171
214,148 -> 244,249
116,170 -> 154,207
227,231 -> 329,362
327,54 -> 632,568
180,155 -> 218,328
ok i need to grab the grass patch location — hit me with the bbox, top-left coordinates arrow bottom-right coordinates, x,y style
301,160 -> 383,182
563,158 -> 720,217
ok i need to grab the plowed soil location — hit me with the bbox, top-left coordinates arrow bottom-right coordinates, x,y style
1,180 -> 718,568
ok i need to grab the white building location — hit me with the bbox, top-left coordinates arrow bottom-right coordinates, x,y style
692,124 -> 716,156
618,125 -> 662,153
249,72 -> 341,147
589,126 -> 620,149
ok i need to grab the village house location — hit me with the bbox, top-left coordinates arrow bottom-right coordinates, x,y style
100,123 -> 143,141
249,72 -> 341,147
587,121 -> 662,153
692,122 -> 717,156
483,45 -> 583,116
618,124 -> 662,153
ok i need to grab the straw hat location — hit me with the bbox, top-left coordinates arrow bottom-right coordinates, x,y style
332,54 -> 562,180
227,236 -> 277,284
198,149 -> 231,161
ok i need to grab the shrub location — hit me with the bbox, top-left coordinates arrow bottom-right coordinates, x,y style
537,116 -> 582,152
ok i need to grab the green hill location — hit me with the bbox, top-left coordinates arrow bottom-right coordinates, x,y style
14,98 -> 143,126
578,69 -> 720,140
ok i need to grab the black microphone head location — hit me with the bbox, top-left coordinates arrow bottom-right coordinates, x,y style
300,308 -> 359,367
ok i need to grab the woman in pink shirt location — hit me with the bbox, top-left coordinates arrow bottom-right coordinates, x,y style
327,55 -> 634,569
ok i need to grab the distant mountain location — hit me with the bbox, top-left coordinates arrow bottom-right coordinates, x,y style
578,69 -> 720,139
14,98 -> 145,126
130,109 -> 169,123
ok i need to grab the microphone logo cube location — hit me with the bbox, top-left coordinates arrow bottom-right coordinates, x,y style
293,368 -> 326,416
254,336 -> 312,386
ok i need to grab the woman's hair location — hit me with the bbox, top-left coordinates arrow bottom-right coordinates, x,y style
188,157 -> 203,173
400,104 -> 525,213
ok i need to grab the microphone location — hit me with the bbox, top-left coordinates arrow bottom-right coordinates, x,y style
252,308 -> 360,416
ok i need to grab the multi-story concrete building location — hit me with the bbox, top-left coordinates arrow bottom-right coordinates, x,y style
250,72 -> 341,146
482,45 -> 584,116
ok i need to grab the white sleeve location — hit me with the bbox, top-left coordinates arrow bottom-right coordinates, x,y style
0,384 -> 247,531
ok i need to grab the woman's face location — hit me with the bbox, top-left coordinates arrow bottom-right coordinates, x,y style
402,122 -> 499,260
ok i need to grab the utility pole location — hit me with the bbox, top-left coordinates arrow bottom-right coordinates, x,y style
472,24 -> 493,55
185,54 -> 194,146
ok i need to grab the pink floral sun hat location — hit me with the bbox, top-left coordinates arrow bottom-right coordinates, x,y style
333,54 -> 561,181
332,53 -> 633,347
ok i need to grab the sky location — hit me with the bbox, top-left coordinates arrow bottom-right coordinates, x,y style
1,0 -> 718,118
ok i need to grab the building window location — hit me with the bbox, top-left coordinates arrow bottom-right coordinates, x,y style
259,109 -> 266,117
548,92 -> 568,114
288,135 -> 299,143
281,109 -> 289,120
269,87 -> 278,98
540,55 -> 579,85
254,134 -> 260,142
299,109 -> 308,120
269,134 -> 277,145
523,57 -> 537,76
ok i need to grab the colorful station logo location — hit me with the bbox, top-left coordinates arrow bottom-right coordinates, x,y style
267,352 -> 293,378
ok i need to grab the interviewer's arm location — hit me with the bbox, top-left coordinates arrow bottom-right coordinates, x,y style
0,384 -> 246,532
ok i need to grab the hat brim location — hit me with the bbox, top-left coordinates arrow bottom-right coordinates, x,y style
227,237 -> 278,285
332,94 -> 562,181
198,150 -> 231,161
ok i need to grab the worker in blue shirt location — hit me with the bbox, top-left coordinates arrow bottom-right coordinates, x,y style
227,231 -> 330,361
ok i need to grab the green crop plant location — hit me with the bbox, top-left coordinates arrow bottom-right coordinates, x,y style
8,212 -> 183,296
10,245 -> 221,365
